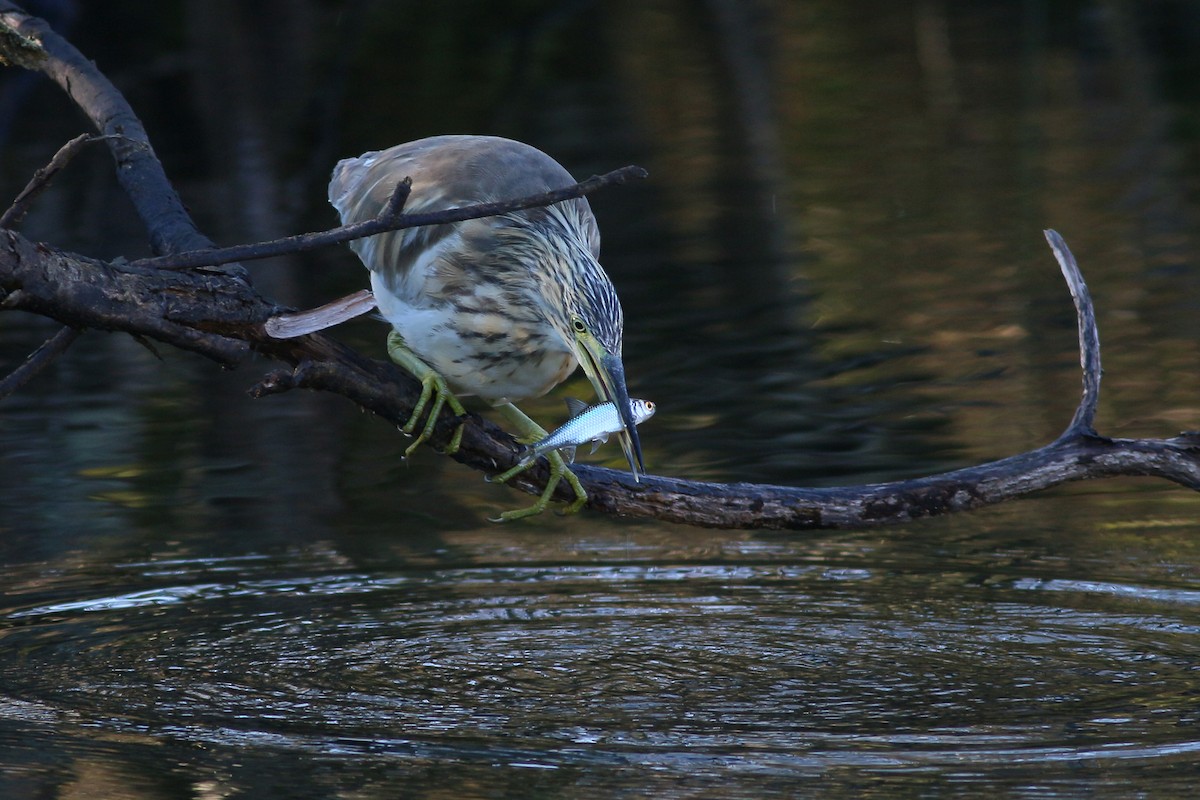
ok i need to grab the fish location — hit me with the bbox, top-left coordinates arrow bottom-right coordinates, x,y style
519,398 -> 656,467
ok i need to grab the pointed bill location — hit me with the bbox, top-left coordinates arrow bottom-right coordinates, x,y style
575,337 -> 644,480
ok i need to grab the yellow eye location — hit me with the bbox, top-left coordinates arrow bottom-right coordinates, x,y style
571,316 -> 587,334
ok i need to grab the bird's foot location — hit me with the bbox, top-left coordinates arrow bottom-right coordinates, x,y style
489,449 -> 588,522
488,403 -> 587,520
406,372 -> 466,456
387,331 -> 465,456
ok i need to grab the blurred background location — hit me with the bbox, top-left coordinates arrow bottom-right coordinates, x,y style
2,1 -> 1200,797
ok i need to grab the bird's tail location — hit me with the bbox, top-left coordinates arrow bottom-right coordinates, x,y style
328,152 -> 379,216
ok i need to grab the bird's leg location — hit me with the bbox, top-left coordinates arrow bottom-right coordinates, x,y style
489,403 -> 587,521
386,330 -> 465,456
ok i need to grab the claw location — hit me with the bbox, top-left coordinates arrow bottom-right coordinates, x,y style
387,330 -> 466,456
489,403 -> 587,521
490,448 -> 587,521
381,334 -> 588,519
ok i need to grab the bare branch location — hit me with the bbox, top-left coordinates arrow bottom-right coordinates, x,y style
1,134 -> 118,229
122,165 -> 649,272
0,325 -> 80,399
0,12 -> 42,67
382,176 -> 412,218
1,228 -> 255,366
569,433 -> 1200,529
1045,229 -> 1101,437
0,3 -> 223,259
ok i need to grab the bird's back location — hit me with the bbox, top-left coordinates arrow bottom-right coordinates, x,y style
328,135 -> 601,298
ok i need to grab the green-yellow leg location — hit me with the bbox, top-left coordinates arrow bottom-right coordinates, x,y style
386,330 -> 465,456
489,403 -> 587,521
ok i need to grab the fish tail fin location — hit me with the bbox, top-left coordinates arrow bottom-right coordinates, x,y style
514,442 -> 535,467
517,443 -> 572,467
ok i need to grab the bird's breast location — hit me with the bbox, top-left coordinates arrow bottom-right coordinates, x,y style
372,275 -> 576,405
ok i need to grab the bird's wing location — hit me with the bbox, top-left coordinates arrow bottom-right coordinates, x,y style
328,136 -> 601,298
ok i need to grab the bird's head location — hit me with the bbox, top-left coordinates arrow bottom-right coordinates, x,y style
567,305 -> 645,482
528,206 -> 645,481
516,203 -> 648,482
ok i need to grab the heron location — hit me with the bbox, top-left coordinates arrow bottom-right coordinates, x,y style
326,135 -> 644,520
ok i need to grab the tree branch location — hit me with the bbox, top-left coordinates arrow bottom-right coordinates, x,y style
0,133 -> 115,229
123,164 -> 648,272
1045,229 -> 1101,437
0,324 -> 80,399
0,132 -> 113,395
0,3 -> 225,259
5,211 -> 1199,528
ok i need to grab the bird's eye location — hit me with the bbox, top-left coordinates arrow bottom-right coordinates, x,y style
571,316 -> 587,334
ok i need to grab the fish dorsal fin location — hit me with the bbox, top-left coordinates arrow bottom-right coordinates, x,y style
563,397 -> 589,418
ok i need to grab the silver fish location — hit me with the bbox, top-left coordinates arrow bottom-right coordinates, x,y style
520,398 -> 656,467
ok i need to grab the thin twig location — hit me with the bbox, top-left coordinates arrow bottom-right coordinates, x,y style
125,165 -> 649,272
383,176 -> 412,218
0,325 -> 81,399
1045,229 -> 1101,436
0,4 -> 219,258
1,133 -> 120,229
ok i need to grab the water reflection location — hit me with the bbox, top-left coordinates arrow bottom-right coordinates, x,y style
3,524 -> 1200,796
3,1 -> 1200,797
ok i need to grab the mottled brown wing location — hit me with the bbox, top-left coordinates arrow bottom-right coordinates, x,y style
327,135 -> 601,302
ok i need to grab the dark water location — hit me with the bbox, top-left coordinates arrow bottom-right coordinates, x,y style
3,2 -> 1200,797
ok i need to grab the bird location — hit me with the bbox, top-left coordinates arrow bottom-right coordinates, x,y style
326,135 -> 643,520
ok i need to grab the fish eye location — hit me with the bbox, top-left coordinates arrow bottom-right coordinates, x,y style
646,401 -> 655,410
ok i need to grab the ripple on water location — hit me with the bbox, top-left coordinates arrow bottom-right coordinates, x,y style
2,559 -> 1200,781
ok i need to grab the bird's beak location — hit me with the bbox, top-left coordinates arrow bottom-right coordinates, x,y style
578,342 -> 645,481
